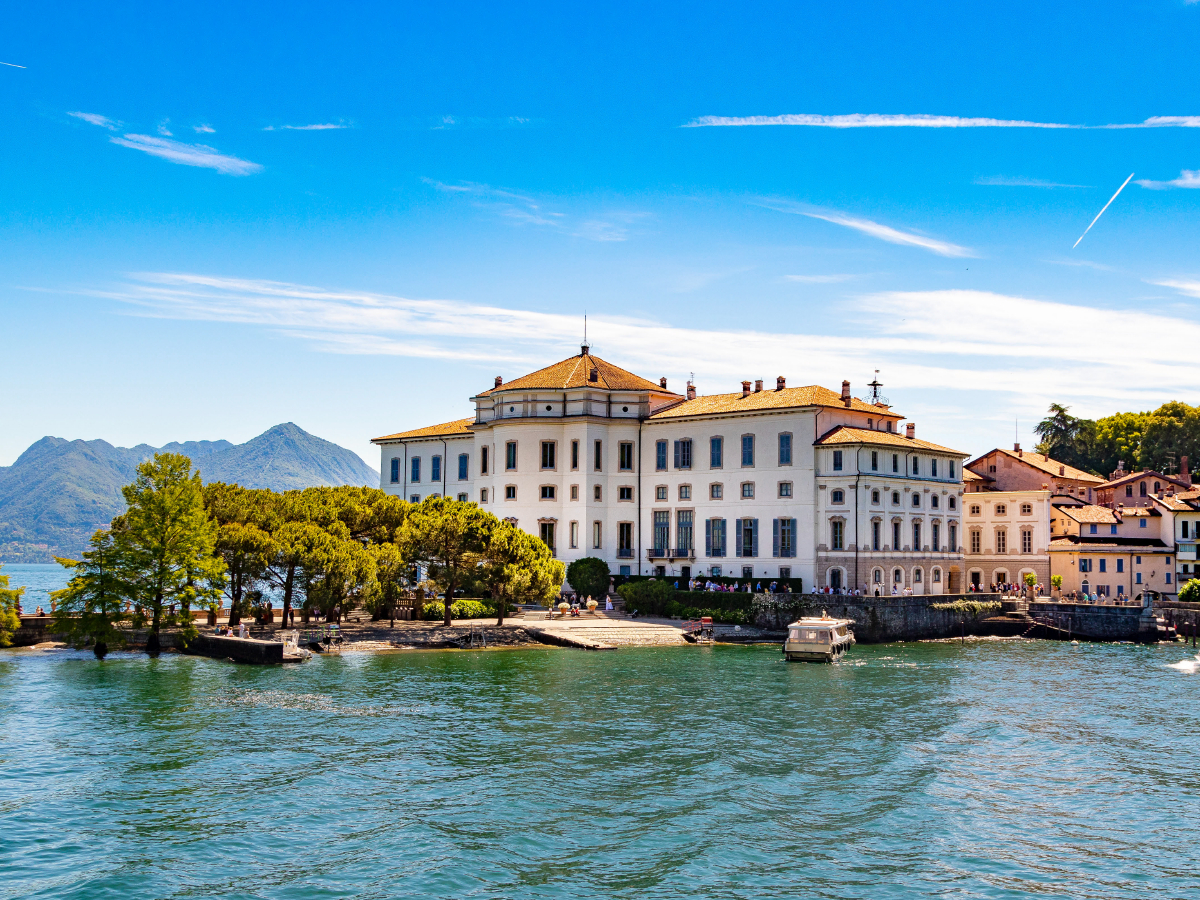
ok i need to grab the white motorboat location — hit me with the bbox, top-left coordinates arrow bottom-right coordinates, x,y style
783,614 -> 855,662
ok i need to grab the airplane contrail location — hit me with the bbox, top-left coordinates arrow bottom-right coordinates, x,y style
0,61 -> 25,68
1073,172 -> 1134,249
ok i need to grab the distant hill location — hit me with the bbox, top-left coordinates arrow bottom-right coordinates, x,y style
0,423 -> 378,563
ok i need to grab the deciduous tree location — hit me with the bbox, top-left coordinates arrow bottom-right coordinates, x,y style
401,497 -> 491,626
0,565 -> 23,648
51,531 -> 130,657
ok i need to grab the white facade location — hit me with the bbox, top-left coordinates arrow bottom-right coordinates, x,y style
373,350 -> 967,592
962,490 -> 1053,590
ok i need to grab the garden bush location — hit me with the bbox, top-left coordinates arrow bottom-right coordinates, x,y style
421,599 -> 493,620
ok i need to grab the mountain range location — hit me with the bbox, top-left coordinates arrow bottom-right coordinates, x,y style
0,423 -> 378,563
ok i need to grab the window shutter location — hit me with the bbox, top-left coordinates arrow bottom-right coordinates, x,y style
735,519 -> 743,557
751,519 -> 759,557
674,441 -> 681,469
773,518 -> 780,557
705,519 -> 712,557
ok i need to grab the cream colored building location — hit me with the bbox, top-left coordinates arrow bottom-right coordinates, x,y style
1048,502 -> 1177,598
371,347 -> 967,592
962,490 -> 1053,590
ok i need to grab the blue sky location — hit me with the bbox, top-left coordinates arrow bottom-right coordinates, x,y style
3,1 -> 1199,470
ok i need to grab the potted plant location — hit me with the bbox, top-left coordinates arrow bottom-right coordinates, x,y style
586,596 -> 598,613
1051,574 -> 1063,599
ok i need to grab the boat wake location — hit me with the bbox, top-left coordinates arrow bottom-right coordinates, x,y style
1166,654 -> 1200,674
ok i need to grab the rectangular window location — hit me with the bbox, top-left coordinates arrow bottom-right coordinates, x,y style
710,483 -> 723,500
996,530 -> 1007,554
949,523 -> 957,551
1111,525 -> 1117,535
594,485 -> 602,501
656,485 -> 668,500
741,482 -> 754,499
1184,521 -> 1191,539
870,521 -> 880,551
831,520 -> 844,551
619,486 -> 633,501
1117,558 -> 1124,573
892,454 -> 899,473
1022,530 -> 1032,553
457,492 -> 468,502
710,436 -> 723,468
570,521 -> 579,548
950,462 -> 955,479
653,511 -> 670,550
741,435 -> 754,467
570,484 -> 579,500
411,456 -> 421,483
1090,524 -> 1098,534
480,488 -> 488,503
833,450 -> 843,471
677,511 -> 694,552
594,440 -> 603,472
410,493 -> 420,503
932,522 -> 940,550
593,521 -> 602,549
541,485 -> 556,500
674,439 -> 693,469
736,518 -> 758,557
1136,572 -> 1142,584
1136,556 -> 1142,565
774,517 -> 796,558
970,529 -> 981,554
431,455 -> 441,482
1140,518 -> 1147,528
619,522 -> 633,552
779,433 -> 792,465
481,446 -> 489,475
656,440 -> 668,471
457,454 -> 469,481
1099,558 -> 1107,573
540,522 -> 556,553
871,451 -> 878,472
541,441 -> 556,470
913,521 -> 922,550
931,459 -> 938,478
706,517 -> 727,557
779,482 -> 792,498
571,440 -> 579,470
679,484 -> 691,500
505,442 -> 517,471
618,442 -> 634,471
505,485 -> 516,500
912,456 -> 919,475
390,458 -> 400,484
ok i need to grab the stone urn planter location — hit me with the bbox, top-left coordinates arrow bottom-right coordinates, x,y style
558,601 -> 571,617
586,597 -> 598,613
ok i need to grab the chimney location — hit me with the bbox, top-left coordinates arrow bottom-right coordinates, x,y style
754,379 -> 763,393
776,376 -> 785,391
589,367 -> 599,383
659,377 -> 668,389
686,382 -> 696,401
841,380 -> 851,406
1182,455 -> 1192,485
906,422 -> 915,439
494,375 -> 503,388
1059,465 -> 1065,476
741,380 -> 751,398
581,344 -> 589,356
1014,442 -> 1021,453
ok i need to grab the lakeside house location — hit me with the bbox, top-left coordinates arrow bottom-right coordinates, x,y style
372,347 -> 970,594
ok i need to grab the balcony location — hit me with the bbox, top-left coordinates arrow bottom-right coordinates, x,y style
1177,542 -> 1196,561
617,548 -> 634,559
669,548 -> 696,561
647,548 -> 669,560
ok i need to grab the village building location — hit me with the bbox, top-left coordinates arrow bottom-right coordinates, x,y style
371,346 -> 968,592
965,445 -> 1105,502
962,490 -> 1054,590
1094,463 -> 1192,508
1150,490 -> 1200,585
1048,502 -> 1176,598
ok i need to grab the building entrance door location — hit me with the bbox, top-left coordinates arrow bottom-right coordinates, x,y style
680,565 -> 691,580
830,569 -> 843,591
971,571 -> 982,589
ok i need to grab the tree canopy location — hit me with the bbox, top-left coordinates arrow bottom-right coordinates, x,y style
0,564 -> 23,648
566,557 -> 610,601
1035,401 -> 1200,478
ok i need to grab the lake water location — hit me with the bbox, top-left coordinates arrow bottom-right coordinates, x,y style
2,640 -> 1199,899
1,564 -> 70,611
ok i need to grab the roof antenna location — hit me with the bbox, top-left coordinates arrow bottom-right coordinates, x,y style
581,312 -> 590,355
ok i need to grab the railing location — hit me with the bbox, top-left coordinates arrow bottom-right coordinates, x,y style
669,548 -> 696,560
617,548 -> 634,559
647,548 -> 669,560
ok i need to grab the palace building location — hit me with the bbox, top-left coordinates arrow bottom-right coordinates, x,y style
372,346 -> 968,593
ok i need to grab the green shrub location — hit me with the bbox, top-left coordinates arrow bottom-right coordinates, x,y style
421,599 -> 493,620
1178,578 -> 1200,604
930,599 -> 1001,617
566,557 -> 611,600
616,579 -> 674,615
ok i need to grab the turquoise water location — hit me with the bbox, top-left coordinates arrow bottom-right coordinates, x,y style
2,640 -> 1199,899
0,564 -> 69,610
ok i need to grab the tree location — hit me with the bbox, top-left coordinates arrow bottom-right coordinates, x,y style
400,497 -> 492,626
204,483 -> 272,625
1091,411 -> 1150,477
566,557 -> 610,603
369,541 -> 410,625
0,565 -> 23,648
1140,402 -> 1200,476
1178,578 -> 1200,605
51,531 -> 130,657
115,453 -> 225,652
1034,403 -> 1099,474
301,525 -> 377,623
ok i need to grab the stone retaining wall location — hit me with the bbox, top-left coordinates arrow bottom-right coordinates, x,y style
1026,601 -> 1156,642
750,594 -> 1004,643
185,634 -> 284,665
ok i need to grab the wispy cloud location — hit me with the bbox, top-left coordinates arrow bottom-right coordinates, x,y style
263,122 -> 349,131
424,178 -> 643,242
1150,278 -> 1200,298
193,124 -> 215,134
1136,169 -> 1200,189
684,113 -> 1200,129
157,120 -> 173,137
69,111 -> 118,129
91,274 -> 1200,414
430,115 -> 537,130
975,175 -> 1088,188
108,134 -> 262,175
758,199 -> 975,258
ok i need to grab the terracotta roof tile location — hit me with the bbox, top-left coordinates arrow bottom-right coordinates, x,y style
477,352 -> 673,396
1057,504 -> 1120,524
1100,470 -> 1191,490
649,385 -> 899,420
812,425 -> 966,456
1155,495 -> 1193,512
1049,537 -> 1170,551
967,448 -> 1105,484
372,418 -> 474,442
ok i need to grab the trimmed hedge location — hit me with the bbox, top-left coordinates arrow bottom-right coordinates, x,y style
421,600 -> 493,620
614,573 -> 804,593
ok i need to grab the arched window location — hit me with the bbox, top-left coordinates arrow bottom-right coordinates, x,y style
872,490 -> 880,504
911,493 -> 921,508
913,568 -> 923,583
892,491 -> 901,506
932,567 -> 942,583
831,489 -> 845,504
893,568 -> 903,584
873,568 -> 883,583
949,497 -> 957,510
931,495 -> 939,509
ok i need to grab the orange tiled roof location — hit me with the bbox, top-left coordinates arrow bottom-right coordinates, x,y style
1113,506 -> 1158,517
649,385 -> 899,420
967,448 -> 1105,484
1155,495 -> 1194,512
963,469 -> 990,482
1099,469 -> 1190,491
813,425 -> 966,456
1057,504 -> 1120,524
372,418 -> 474,442
477,351 -> 673,396
1049,537 -> 1170,551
